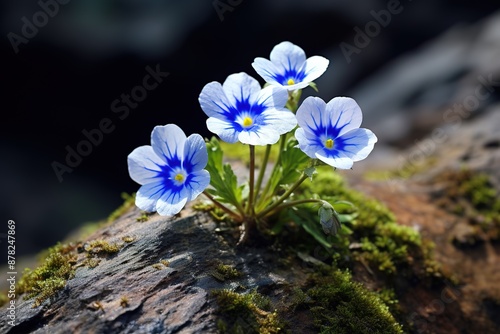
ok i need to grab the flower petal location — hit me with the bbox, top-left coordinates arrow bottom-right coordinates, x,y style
254,86 -> 288,110
199,81 -> 233,119
135,181 -> 166,212
186,169 -> 210,201
269,41 -> 306,74
155,186 -> 188,216
302,56 -> 330,85
222,72 -> 261,108
315,149 -> 353,170
237,126 -> 281,146
281,81 -> 310,91
338,128 -> 378,162
325,97 -> 363,137
206,117 -> 239,143
251,58 -> 282,86
151,124 -> 186,166
296,96 -> 329,135
295,127 -> 319,159
127,145 -> 165,185
238,127 -> 280,146
183,134 -> 208,173
261,108 -> 297,134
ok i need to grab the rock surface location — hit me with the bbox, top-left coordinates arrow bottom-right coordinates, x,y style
0,205 -> 316,333
353,10 -> 500,146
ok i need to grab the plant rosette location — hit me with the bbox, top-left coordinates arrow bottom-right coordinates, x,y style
127,41 -> 377,246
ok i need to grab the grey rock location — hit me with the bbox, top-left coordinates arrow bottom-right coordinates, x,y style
351,10 -> 500,144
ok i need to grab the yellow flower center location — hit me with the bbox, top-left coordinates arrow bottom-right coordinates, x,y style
242,117 -> 253,127
287,79 -> 295,86
174,173 -> 185,183
325,139 -> 334,149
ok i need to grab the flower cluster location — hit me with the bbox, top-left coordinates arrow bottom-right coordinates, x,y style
128,41 -> 377,244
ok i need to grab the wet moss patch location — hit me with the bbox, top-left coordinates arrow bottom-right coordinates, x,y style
304,268 -> 404,334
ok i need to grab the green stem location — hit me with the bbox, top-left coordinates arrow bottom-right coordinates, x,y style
260,198 -> 324,217
257,173 -> 309,219
246,145 -> 255,215
256,90 -> 302,208
258,134 -> 287,207
254,144 -> 271,204
203,191 -> 243,222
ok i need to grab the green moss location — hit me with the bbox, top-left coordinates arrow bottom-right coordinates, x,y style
212,289 -> 285,333
122,236 -> 136,243
85,240 -> 122,255
107,192 -> 135,222
193,201 -> 234,222
82,258 -> 101,268
305,268 -> 404,334
136,213 -> 150,222
298,168 -> 433,277
435,169 -> 500,243
377,288 -> 401,316
210,262 -> 242,282
16,243 -> 77,307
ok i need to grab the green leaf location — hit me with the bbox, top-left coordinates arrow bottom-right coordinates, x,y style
206,137 -> 223,168
205,137 -> 244,211
279,138 -> 310,185
304,167 -> 317,181
288,208 -> 333,248
308,81 -> 319,92
332,201 -> 355,212
337,213 -> 358,224
256,166 -> 283,211
257,139 -> 309,211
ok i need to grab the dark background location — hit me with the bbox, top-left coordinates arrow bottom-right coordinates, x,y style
1,0 -> 498,259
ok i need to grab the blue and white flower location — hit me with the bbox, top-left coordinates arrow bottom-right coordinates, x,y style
127,124 -> 210,216
252,41 -> 329,91
199,72 -> 297,146
295,96 -> 377,169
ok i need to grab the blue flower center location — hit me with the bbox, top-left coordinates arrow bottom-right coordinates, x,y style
287,79 -> 295,86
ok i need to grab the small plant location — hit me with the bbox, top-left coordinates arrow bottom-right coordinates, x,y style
127,41 -> 377,245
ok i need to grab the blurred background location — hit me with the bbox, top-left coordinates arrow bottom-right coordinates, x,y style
1,0 -> 499,260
